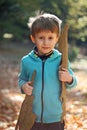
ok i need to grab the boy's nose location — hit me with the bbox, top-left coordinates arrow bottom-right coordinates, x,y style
43,39 -> 49,45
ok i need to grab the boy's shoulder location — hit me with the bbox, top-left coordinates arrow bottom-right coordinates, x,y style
53,49 -> 62,56
21,50 -> 34,61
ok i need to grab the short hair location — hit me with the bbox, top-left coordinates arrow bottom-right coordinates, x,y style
28,13 -> 62,37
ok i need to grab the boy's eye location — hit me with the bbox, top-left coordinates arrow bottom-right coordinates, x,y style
39,37 -> 44,39
49,37 -> 53,40
38,36 -> 53,40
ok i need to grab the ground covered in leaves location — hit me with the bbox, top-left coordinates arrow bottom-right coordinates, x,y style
0,43 -> 87,130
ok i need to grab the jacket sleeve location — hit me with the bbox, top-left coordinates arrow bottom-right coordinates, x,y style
66,62 -> 77,89
18,58 -> 29,92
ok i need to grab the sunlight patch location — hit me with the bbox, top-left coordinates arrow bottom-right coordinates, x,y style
3,33 -> 13,39
9,94 -> 24,102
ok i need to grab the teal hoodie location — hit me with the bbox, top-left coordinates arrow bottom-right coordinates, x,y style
18,49 -> 77,123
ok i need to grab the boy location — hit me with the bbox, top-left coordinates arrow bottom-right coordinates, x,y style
18,13 -> 77,130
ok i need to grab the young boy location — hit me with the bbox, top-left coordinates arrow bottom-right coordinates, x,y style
18,13 -> 77,130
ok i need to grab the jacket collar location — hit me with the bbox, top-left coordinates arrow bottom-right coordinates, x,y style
33,46 -> 53,60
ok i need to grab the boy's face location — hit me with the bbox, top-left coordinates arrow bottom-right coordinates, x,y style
31,30 -> 59,55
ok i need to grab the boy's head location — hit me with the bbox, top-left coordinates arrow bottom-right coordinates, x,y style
28,13 -> 62,55
28,13 -> 62,37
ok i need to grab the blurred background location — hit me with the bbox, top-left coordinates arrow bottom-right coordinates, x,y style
0,0 -> 87,130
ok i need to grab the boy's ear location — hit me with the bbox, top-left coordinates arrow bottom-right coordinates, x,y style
30,35 -> 35,44
57,36 -> 59,42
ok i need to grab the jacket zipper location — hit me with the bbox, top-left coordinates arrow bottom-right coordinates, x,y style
41,59 -> 45,123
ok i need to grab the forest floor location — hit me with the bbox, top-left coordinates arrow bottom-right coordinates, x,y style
0,42 -> 87,130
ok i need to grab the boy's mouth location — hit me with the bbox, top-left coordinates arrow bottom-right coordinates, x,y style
42,47 -> 50,49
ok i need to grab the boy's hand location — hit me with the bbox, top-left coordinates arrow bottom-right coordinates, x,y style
59,68 -> 73,84
22,82 -> 33,95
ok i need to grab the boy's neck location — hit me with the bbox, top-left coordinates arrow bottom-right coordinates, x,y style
34,46 -> 53,60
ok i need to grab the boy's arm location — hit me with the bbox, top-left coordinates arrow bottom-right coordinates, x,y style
59,67 -> 77,89
66,66 -> 77,89
18,59 -> 29,93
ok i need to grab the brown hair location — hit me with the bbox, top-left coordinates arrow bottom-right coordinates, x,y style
28,13 -> 62,37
